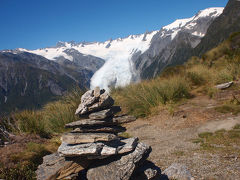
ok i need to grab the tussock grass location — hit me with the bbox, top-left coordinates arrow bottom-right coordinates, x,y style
112,76 -> 190,117
11,88 -> 83,137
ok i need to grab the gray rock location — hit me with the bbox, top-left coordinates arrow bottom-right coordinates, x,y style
162,163 -> 194,180
87,142 -> 151,180
215,81 -> 233,90
75,88 -> 114,115
36,153 -> 89,180
65,115 -> 136,129
65,119 -> 115,128
61,132 -> 118,144
58,137 -> 139,158
71,126 -> 126,133
89,109 -> 114,120
88,106 -> 121,120
117,137 -> 139,154
58,142 -> 104,157
113,115 -> 136,124
131,161 -> 161,180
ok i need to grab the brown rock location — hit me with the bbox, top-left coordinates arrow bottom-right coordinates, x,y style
36,153 -> 90,180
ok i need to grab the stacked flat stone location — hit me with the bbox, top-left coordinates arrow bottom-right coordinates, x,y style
37,87 -> 160,180
58,87 -> 138,159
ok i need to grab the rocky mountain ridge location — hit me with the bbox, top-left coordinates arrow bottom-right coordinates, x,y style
16,7 -> 223,90
0,51 -> 101,114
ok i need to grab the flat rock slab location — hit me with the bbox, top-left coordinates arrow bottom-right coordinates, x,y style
75,88 -> 114,115
215,81 -> 233,90
71,126 -> 126,133
89,106 -> 121,120
89,109 -> 114,120
87,142 -> 151,180
61,132 -> 118,144
113,115 -> 136,124
58,137 -> 139,158
58,142 -> 104,157
65,119 -> 115,128
36,153 -> 90,180
65,115 -> 136,128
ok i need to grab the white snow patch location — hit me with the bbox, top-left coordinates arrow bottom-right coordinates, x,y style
4,96 -> 7,103
22,47 -> 74,61
163,17 -> 194,30
192,31 -> 205,37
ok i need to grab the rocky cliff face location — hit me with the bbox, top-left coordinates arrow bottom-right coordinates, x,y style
0,51 -> 95,114
133,8 -> 223,79
193,0 -> 240,56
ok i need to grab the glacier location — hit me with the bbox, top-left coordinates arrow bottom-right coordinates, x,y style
19,7 -> 224,91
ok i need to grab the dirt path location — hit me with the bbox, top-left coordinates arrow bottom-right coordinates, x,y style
125,95 -> 240,179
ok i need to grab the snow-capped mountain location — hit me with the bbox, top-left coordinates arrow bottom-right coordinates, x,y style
19,7 -> 223,91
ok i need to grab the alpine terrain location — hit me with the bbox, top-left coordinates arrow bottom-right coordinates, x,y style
18,7 -> 223,90
0,7 -> 226,113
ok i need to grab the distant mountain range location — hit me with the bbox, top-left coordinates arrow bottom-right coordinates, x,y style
1,0 -> 239,114
17,7 -> 223,90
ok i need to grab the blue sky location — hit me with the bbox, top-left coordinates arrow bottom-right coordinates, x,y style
0,0 -> 228,50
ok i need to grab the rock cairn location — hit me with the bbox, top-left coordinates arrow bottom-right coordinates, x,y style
37,87 -> 160,180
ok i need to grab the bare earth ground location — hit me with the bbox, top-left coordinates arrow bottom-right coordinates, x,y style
125,92 -> 240,180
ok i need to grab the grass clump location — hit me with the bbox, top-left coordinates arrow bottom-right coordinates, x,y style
215,104 -> 240,115
215,96 -> 240,115
11,87 -> 83,137
14,110 -> 48,138
112,76 -> 190,117
194,126 -> 240,154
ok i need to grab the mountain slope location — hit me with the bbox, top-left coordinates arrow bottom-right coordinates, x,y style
19,7 -> 223,90
193,0 -> 240,56
21,31 -> 157,90
134,7 -> 223,79
0,51 -> 94,114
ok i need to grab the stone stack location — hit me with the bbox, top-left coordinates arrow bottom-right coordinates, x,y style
37,87 -> 160,180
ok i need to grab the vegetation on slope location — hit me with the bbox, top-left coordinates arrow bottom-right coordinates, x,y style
112,32 -> 240,117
